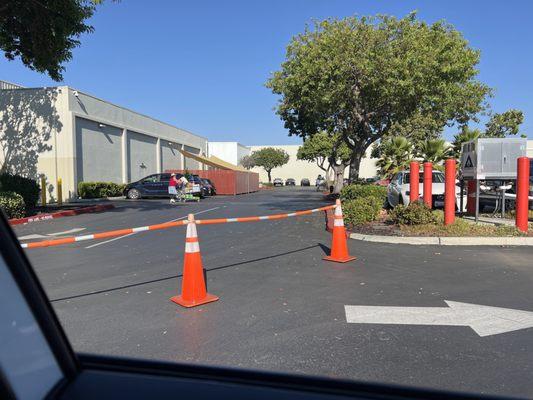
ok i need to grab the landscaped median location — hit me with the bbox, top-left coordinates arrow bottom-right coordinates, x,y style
331,183 -> 532,246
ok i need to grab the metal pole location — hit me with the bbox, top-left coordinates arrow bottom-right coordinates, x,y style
40,176 -> 47,207
501,189 -> 505,219
459,179 -> 464,217
423,162 -> 433,208
409,161 -> 420,203
475,179 -> 480,222
444,159 -> 456,225
516,157 -> 530,232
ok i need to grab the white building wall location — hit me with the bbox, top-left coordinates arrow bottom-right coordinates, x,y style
236,143 -> 251,165
208,142 -> 251,166
0,86 -> 75,201
1,85 -> 208,201
249,145 -> 378,184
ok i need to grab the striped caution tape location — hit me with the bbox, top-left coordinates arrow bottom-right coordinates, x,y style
20,204 -> 336,249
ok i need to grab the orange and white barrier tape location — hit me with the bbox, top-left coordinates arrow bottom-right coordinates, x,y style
20,204 -> 336,249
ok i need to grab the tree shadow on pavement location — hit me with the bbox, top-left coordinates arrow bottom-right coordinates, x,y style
50,244 -> 323,303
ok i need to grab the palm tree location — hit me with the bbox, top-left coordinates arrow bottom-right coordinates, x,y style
376,136 -> 413,178
451,127 -> 481,158
417,139 -> 452,170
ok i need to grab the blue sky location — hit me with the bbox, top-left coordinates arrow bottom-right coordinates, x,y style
1,0 -> 532,144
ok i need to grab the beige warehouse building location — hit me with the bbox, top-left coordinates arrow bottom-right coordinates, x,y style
208,142 -> 378,184
0,81 -> 207,201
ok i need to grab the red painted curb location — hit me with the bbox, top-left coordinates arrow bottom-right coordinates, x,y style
9,204 -> 115,226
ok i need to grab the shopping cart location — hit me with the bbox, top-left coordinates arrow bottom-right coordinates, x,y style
176,184 -> 200,203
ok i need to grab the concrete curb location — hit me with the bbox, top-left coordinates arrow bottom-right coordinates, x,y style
9,204 -> 115,226
69,196 -> 124,203
349,232 -> 533,246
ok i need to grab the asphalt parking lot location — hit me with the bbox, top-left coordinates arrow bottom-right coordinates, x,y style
14,187 -> 533,398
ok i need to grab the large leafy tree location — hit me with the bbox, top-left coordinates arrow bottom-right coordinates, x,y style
239,155 -> 256,170
0,0 -> 102,81
484,109 -> 524,138
375,136 -> 413,179
251,147 -> 289,183
296,132 -> 350,193
267,13 -> 491,181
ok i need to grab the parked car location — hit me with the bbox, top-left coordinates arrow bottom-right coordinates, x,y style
285,178 -> 296,186
201,178 -> 216,196
386,170 -> 465,209
300,178 -> 310,186
124,173 -> 177,199
273,178 -> 283,187
190,175 -> 207,198
123,173 -> 203,199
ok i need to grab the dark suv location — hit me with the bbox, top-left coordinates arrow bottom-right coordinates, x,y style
123,173 -> 181,199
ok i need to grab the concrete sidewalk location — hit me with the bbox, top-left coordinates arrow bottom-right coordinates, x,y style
349,232 -> 533,246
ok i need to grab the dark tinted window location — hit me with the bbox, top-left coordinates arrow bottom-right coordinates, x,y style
404,172 -> 444,184
142,175 -> 159,183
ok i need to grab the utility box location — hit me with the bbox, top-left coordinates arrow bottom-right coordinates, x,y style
460,137 -> 527,180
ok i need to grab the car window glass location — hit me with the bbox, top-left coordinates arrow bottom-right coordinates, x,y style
142,175 -> 159,183
0,254 -> 63,399
432,173 -> 444,183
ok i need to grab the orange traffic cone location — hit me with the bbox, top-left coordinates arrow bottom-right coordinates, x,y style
171,214 -> 219,308
323,199 -> 356,263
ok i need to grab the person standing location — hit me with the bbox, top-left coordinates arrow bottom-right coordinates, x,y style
168,173 -> 179,203
176,174 -> 189,202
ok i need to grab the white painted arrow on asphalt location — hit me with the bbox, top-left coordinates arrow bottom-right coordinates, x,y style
344,301 -> 533,337
18,228 -> 86,241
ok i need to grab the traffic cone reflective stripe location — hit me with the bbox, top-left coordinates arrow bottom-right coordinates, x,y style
323,199 -> 356,263
171,214 -> 219,308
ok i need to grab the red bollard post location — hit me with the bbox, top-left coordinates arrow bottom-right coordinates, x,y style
516,157 -> 530,233
444,159 -> 456,225
423,162 -> 433,208
409,161 -> 420,204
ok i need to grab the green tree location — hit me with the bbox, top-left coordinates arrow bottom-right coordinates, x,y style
239,155 -> 256,170
417,139 -> 452,170
251,147 -> 289,183
484,109 -> 524,138
375,137 -> 413,179
0,0 -> 104,81
267,13 -> 491,181
296,132 -> 351,193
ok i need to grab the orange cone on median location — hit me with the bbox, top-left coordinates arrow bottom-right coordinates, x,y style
323,199 -> 356,263
171,214 -> 219,308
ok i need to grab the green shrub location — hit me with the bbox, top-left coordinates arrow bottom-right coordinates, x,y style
389,201 -> 438,225
0,191 -> 26,219
340,184 -> 387,206
0,174 -> 40,209
342,197 -> 382,226
78,182 -> 126,199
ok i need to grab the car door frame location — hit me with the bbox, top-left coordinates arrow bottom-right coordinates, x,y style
138,174 -> 161,197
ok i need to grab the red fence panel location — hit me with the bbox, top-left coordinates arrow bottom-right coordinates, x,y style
165,169 -> 259,195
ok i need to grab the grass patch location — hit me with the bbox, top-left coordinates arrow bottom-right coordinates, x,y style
399,212 -> 526,237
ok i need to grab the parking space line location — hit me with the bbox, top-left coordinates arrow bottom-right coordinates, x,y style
84,206 -> 220,249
